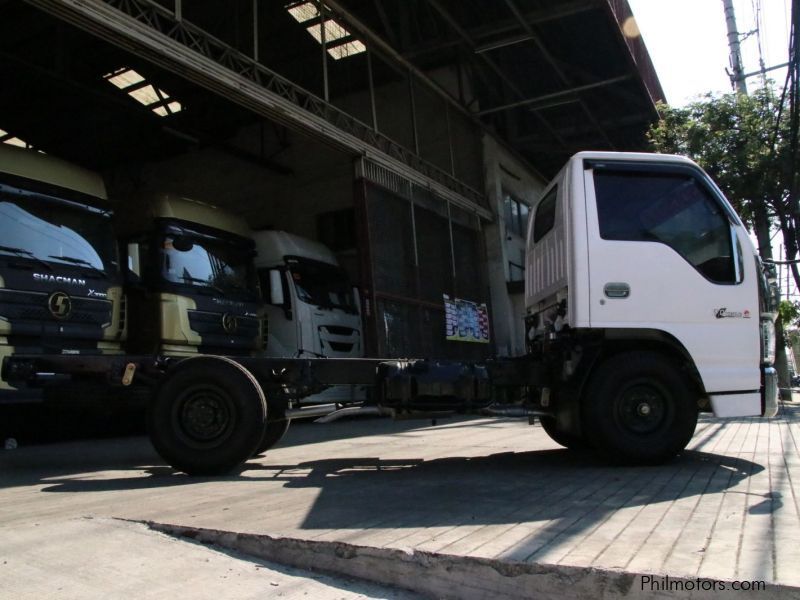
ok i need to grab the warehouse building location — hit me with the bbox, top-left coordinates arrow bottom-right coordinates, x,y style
0,0 -> 663,358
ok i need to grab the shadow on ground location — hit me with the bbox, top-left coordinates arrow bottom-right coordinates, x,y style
0,410 -> 771,570
9,443 -> 760,528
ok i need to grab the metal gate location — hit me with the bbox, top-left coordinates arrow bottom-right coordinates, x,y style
356,159 -> 489,359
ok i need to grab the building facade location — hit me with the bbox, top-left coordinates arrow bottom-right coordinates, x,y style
0,0 -> 664,358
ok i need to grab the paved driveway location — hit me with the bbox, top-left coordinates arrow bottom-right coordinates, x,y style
2,401 -> 799,598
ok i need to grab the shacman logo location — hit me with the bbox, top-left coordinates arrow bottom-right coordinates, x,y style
34,273 -> 86,286
222,313 -> 238,334
47,292 -> 72,319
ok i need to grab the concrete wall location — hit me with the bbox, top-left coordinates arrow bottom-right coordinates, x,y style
482,136 -> 546,357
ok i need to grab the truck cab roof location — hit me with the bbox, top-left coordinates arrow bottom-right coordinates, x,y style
0,144 -> 107,200
150,194 -> 250,238
252,230 -> 338,268
568,150 -> 699,168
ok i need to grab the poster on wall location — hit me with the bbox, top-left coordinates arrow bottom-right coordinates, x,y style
444,294 -> 490,343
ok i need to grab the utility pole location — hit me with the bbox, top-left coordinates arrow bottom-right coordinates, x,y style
722,0 -> 769,257
722,0 -> 748,94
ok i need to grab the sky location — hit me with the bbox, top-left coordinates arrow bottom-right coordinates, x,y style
627,0 -> 793,106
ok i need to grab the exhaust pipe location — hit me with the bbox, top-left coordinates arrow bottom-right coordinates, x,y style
284,404 -> 339,420
315,406 -> 388,423
284,404 -> 390,423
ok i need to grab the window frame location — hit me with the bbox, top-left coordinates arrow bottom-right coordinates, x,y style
531,184 -> 558,244
587,159 -> 745,286
503,190 -> 530,238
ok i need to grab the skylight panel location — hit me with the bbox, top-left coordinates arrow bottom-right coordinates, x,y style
128,84 -> 162,106
106,68 -> 145,89
0,128 -> 32,148
152,101 -> 183,117
306,20 -> 349,44
327,40 -> 366,60
286,2 -> 366,60
104,68 -> 182,117
287,2 -> 318,23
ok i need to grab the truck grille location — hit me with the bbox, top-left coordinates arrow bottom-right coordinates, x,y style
328,341 -> 354,352
321,325 -> 356,336
0,289 -> 112,329
187,309 -> 261,353
318,324 -> 360,356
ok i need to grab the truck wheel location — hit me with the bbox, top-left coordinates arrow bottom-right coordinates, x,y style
148,356 -> 266,476
582,352 -> 697,464
253,417 -> 290,456
539,416 -> 588,450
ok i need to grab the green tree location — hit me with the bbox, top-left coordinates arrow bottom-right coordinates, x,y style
779,299 -> 800,326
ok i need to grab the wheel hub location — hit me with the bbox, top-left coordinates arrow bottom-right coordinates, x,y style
179,389 -> 231,442
617,384 -> 667,435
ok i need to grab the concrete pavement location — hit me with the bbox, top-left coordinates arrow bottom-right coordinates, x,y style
1,517 -> 422,599
2,400 -> 800,598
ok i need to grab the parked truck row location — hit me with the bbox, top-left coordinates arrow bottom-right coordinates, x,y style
0,144 -> 362,407
0,144 -> 781,475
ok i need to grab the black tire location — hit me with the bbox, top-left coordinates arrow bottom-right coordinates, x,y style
582,352 -> 698,465
539,416 -> 589,450
148,356 -> 267,476
253,417 -> 290,456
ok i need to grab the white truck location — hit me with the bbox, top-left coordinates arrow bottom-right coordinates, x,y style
3,151 -> 779,475
521,151 -> 778,460
252,230 -> 364,404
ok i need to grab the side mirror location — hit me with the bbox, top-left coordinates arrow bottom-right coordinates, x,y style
269,269 -> 285,306
126,242 -> 142,283
352,286 -> 361,315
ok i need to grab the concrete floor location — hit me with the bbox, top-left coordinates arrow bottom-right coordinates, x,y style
2,401 -> 800,598
1,517 -> 423,600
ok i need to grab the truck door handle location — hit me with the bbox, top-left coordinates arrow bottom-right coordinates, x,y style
604,282 -> 630,299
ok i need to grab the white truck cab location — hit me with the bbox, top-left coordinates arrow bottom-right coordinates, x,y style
525,152 -> 778,461
252,230 -> 363,403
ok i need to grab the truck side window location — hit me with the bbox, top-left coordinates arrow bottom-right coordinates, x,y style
532,186 -> 557,243
594,170 -> 738,284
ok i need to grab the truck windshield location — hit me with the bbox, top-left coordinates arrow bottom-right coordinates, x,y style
287,257 -> 357,313
0,180 -> 116,276
160,228 -> 258,299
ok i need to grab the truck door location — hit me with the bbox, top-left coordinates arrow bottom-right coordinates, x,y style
259,268 -> 299,357
582,160 -> 760,397
123,237 -> 162,354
